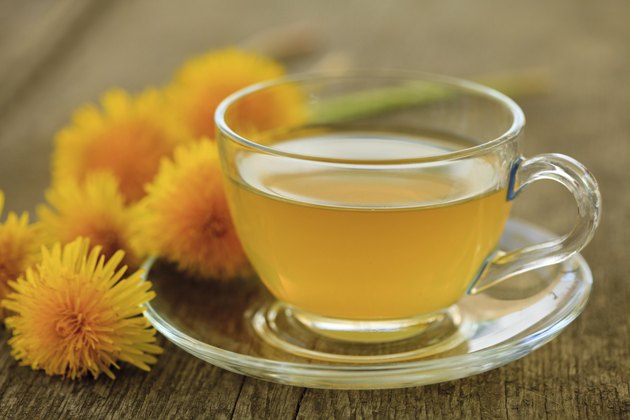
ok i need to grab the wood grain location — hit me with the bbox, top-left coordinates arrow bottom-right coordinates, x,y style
0,0 -> 108,116
0,0 -> 628,418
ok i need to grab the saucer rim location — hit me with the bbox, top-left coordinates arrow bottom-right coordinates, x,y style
142,218 -> 592,387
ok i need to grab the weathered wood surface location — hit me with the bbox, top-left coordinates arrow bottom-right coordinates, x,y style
0,0 -> 628,418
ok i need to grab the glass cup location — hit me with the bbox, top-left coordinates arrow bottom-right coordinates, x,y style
215,73 -> 601,362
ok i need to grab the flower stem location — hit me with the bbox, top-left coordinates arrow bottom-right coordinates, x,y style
310,70 -> 549,125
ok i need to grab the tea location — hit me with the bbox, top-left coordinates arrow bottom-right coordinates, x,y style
226,132 -> 512,320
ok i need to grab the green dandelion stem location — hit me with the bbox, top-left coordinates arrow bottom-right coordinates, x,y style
309,71 -> 549,125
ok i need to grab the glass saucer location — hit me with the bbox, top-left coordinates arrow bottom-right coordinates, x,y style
142,218 -> 592,390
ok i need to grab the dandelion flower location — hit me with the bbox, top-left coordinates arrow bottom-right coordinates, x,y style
52,88 -> 190,203
2,237 -> 162,379
0,192 -> 43,320
38,173 -> 142,268
139,140 -> 250,281
167,48 -> 303,139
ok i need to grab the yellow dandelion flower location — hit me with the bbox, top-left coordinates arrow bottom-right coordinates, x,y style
0,191 -> 43,320
2,237 -> 162,380
139,140 -> 250,281
167,48 -> 303,139
52,88 -> 190,203
38,173 -> 142,269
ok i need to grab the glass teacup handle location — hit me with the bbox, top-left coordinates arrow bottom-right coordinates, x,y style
470,153 -> 602,293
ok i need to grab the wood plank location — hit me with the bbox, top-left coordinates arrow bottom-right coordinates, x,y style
0,331 -> 247,419
0,0 -> 108,116
231,378 -> 305,419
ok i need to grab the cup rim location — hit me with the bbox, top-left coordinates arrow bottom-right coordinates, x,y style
215,71 -> 526,164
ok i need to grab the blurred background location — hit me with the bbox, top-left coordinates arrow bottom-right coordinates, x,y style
0,0 -> 627,253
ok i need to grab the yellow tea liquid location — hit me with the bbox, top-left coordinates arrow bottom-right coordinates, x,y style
226,133 -> 512,320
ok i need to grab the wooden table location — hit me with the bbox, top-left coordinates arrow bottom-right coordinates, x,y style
0,1 -> 628,418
